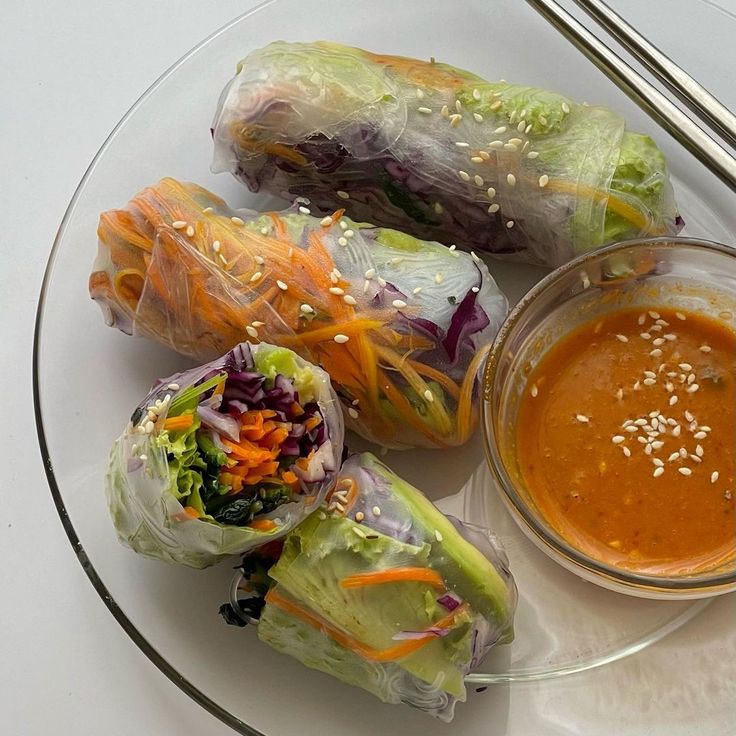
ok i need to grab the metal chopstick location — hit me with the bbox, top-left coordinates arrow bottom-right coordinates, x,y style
524,0 -> 736,192
572,0 -> 736,150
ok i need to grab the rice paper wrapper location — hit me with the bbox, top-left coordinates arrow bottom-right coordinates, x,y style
91,178 -> 507,449
235,453 -> 517,721
212,41 -> 680,267
106,342 -> 344,569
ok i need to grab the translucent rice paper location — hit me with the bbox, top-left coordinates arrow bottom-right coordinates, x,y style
90,178 -> 507,449
106,342 -> 344,569
248,453 -> 517,722
212,41 -> 680,267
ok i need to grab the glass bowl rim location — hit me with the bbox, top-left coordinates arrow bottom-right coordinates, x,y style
481,235 -> 736,595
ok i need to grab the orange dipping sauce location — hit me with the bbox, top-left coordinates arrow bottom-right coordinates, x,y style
516,307 -> 736,575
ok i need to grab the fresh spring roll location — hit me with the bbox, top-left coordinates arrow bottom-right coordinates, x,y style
211,41 -> 680,267
220,453 -> 517,722
90,178 -> 507,449
106,342 -> 343,568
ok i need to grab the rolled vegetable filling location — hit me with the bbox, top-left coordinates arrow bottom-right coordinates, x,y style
211,41 -> 681,266
106,342 -> 343,568
91,178 -> 507,449
220,453 -> 517,722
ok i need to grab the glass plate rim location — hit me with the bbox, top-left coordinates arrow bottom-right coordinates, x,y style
31,1 -> 719,730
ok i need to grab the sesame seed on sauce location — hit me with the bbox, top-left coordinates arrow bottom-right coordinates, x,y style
333,334 -> 349,344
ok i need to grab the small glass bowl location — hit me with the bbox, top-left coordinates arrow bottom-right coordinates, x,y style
482,237 -> 736,599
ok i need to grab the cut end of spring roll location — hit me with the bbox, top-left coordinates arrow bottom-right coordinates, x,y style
106,342 -> 343,568
211,41 -> 680,266
90,178 -> 507,449
221,452 -> 517,721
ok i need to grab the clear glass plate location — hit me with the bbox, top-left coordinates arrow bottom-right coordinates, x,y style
34,0 -> 735,734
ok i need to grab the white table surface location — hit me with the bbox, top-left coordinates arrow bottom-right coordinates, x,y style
3,2 -> 735,734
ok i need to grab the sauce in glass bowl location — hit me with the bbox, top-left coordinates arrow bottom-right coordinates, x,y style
516,306 -> 735,575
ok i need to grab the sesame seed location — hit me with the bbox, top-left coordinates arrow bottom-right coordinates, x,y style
320,216 -> 333,227
653,467 -> 665,478
474,174 -> 485,186
364,268 -> 376,279
249,271 -> 263,282
297,206 -> 311,215
494,126 -> 508,134
348,407 -> 359,419
413,286 -> 422,295
616,388 -> 624,400
711,471 -> 720,483
488,203 -> 500,213
471,251 -> 481,262
339,220 -> 348,230
372,506 -> 381,517
172,220 -> 187,229
700,344 -> 712,353
669,395 -> 678,406
276,280 -> 288,291
474,112 -> 484,123
640,333 -> 651,340
531,384 -> 539,398
626,426 -> 638,432
650,349 -> 663,357
343,295 -> 357,306
455,141 -> 470,148
634,380 -> 641,390
651,324 -> 663,332
253,255 -> 264,265
690,454 -> 702,463
424,389 -> 434,402
504,143 -> 518,152
651,440 -> 664,450
637,314 -> 647,325
337,236 -> 348,247
355,511 -> 365,522
337,190 -> 350,200
528,151 -> 539,159
489,140 -> 503,149
637,436 -> 649,444
649,311 -> 660,319
678,467 -> 692,477
666,382 -> 674,392
644,371 -> 657,379
517,121 -> 526,132
576,414 -> 590,423
455,100 -> 463,113
507,173 -> 517,186
392,299 -> 407,309
449,114 -> 463,127
334,334 -> 349,344
260,227 -> 269,235
562,102 -> 571,113
693,431 -> 707,440
699,426 -> 712,432
440,104 -> 450,118
417,106 -> 432,114
652,337 -> 665,346
435,272 -> 444,284
612,435 -> 625,444
506,220 -> 515,229
144,421 -> 155,434
246,325 -> 259,339
653,458 -> 664,467
185,225 -> 195,237
329,272 -> 339,284
231,216 -> 245,225
643,378 -> 656,386
472,88 -> 481,101
687,373 -> 696,384
664,333 -> 676,341
167,383 -> 180,391
673,425 -> 682,437
644,444 -> 653,455
352,527 -> 366,539
525,124 -> 533,134
363,280 -> 370,293
679,447 -> 688,458
687,384 -> 700,394
490,100 -> 502,111
252,321 -> 265,327
634,418 -> 647,426
685,410 -> 694,422
622,446 -> 631,457
539,174 -> 549,188
615,334 -> 629,343
377,277 -> 387,287
471,156 -> 484,163
299,303 -> 314,316
328,287 -> 345,296
458,170 -> 471,181
434,201 -> 444,213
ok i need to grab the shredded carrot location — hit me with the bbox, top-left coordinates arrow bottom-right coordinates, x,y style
281,470 -> 300,492
247,518 -> 278,532
340,567 -> 446,591
182,505 -> 200,519
265,588 -> 468,663
162,414 -> 195,432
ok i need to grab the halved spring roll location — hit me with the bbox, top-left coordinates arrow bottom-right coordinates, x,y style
107,342 -> 343,568
220,452 -> 517,722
